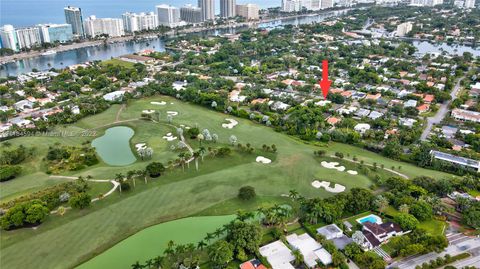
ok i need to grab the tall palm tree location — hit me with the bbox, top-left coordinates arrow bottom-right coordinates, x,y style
178,153 -> 186,172
152,256 -> 163,269
193,151 -> 200,171
115,173 -> 124,192
199,146 -> 206,162
197,240 -> 207,250
131,261 -> 144,269
144,259 -> 153,269
204,232 -> 214,242
289,189 -> 299,201
127,170 -> 136,188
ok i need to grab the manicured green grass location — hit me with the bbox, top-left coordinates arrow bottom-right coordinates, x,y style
0,95 -> 457,269
195,196 -> 294,216
78,215 -> 235,269
100,59 -> 135,68
418,219 -> 447,236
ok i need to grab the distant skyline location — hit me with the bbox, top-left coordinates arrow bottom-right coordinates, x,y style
1,0 -> 279,27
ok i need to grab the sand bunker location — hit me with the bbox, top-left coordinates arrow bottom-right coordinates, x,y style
167,111 -> 179,116
347,170 -> 358,175
321,161 -> 345,172
151,101 -> 166,105
256,156 -> 272,164
311,180 -> 346,193
142,110 -> 155,114
135,143 -> 147,151
163,133 -> 177,141
222,118 -> 238,129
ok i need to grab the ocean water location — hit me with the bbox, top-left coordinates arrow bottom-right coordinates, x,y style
0,0 -> 280,27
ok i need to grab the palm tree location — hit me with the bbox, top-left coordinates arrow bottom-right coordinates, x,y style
289,189 -> 299,201
152,256 -> 163,269
131,261 -> 144,269
204,232 -> 214,242
127,170 -> 136,188
213,227 -> 224,238
115,173 -> 124,192
137,169 -> 148,184
144,259 -> 153,269
184,152 -> 192,169
292,249 -> 304,266
178,153 -> 186,172
199,146 -> 206,162
193,151 -> 200,171
197,240 -> 207,250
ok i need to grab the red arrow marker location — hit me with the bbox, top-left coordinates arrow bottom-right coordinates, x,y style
319,60 -> 332,99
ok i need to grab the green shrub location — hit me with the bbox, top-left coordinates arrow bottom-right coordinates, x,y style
0,165 -> 22,181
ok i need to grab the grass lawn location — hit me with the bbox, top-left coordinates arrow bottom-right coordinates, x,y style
418,219 -> 447,236
78,215 -> 235,269
100,59 -> 135,68
0,95 -> 457,269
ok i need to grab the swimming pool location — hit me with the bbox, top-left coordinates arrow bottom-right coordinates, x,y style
356,214 -> 382,225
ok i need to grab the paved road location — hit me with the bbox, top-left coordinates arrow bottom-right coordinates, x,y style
420,77 -> 464,141
388,234 -> 480,269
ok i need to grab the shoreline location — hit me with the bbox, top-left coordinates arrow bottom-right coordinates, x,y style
0,11 -> 343,66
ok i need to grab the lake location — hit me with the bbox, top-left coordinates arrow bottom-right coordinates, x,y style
76,215 -> 235,269
91,126 -> 136,166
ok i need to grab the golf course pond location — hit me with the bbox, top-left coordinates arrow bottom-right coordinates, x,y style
91,126 -> 136,166
77,215 -> 235,269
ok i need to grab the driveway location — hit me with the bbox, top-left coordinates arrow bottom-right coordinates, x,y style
420,77 -> 464,141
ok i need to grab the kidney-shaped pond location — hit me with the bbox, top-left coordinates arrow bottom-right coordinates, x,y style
92,126 -> 136,166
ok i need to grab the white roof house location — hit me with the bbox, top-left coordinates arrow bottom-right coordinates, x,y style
317,224 -> 344,240
404,99 -> 418,108
354,123 -> 371,134
103,90 -> 126,101
259,240 -> 295,269
286,233 -> 332,268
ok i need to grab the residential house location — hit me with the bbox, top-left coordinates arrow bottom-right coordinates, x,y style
451,109 -> 480,123
317,224 -> 353,250
259,240 -> 295,269
103,90 -> 126,101
355,123 -> 371,134
286,233 -> 332,267
430,150 -> 480,173
239,259 -> 267,269
358,222 -> 405,250
14,100 -> 34,111
368,111 -> 384,120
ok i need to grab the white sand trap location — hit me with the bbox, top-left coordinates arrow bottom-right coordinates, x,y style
321,161 -> 345,171
151,101 -> 166,105
256,156 -> 272,164
142,110 -> 155,114
162,133 -> 177,141
167,111 -> 178,116
347,170 -> 358,175
135,143 -> 147,151
311,180 -> 346,193
170,102 -> 174,104
222,118 -> 238,129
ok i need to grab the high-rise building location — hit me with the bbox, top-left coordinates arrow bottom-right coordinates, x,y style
220,0 -> 236,18
84,16 -> 125,37
321,0 -> 334,9
396,22 -> 413,37
464,0 -> 475,8
15,27 -> 42,49
236,4 -> 260,20
282,0 -> 302,12
37,24 -> 73,43
122,12 -> 157,33
198,0 -> 215,21
64,6 -> 85,38
0,25 -> 18,51
156,5 -> 181,27
180,5 -> 203,24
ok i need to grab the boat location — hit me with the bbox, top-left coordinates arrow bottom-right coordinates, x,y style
41,50 -> 57,56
